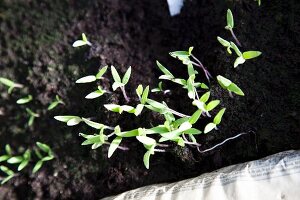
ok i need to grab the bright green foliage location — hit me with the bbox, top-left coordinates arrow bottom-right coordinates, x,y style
76,66 -> 108,83
0,143 -> 54,184
0,77 -> 23,94
48,95 -> 65,110
17,95 -> 33,104
26,108 -> 40,126
111,66 -> 131,90
54,115 -> 82,126
217,75 -> 244,96
33,142 -> 55,173
204,108 -> 226,133
217,37 -> 262,68
72,33 -> 92,47
85,86 -> 106,99
225,9 -> 234,30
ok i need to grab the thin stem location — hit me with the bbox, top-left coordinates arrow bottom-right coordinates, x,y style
117,145 -> 129,151
230,29 -> 242,47
197,132 -> 249,153
121,86 -> 130,103
157,144 -> 170,148
154,149 -> 166,152
14,83 -> 24,88
182,134 -> 202,147
167,108 -> 190,118
190,59 -> 212,81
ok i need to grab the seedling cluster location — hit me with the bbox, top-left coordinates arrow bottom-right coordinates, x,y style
218,9 -> 262,68
0,143 -> 54,184
55,25 -> 261,169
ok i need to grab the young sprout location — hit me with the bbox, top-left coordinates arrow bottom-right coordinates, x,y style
0,165 -> 14,184
48,95 -> 65,110
16,95 -> 33,104
0,77 -> 23,94
33,142 -> 54,173
217,37 -> 262,68
111,66 -> 131,102
76,66 -> 108,83
7,149 -> 31,171
54,115 -> 82,126
204,108 -> 226,133
85,86 -> 106,99
217,75 -> 244,97
0,145 -> 12,163
151,82 -> 170,94
72,33 -> 92,47
225,9 -> 242,47
26,108 -> 40,126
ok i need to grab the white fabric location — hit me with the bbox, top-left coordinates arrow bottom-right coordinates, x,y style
102,150 -> 300,200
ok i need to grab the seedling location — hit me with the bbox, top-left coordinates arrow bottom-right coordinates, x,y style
48,95 -> 65,110
26,108 -> 40,126
204,108 -> 226,133
217,37 -> 262,68
54,115 -> 82,126
76,66 -> 108,83
85,86 -> 106,99
217,75 -> 244,97
33,142 -> 54,173
0,143 -> 54,184
72,33 -> 92,47
111,66 -> 131,102
169,47 -> 212,81
16,95 -> 33,104
225,9 -> 242,47
0,77 -> 23,94
151,81 -> 170,94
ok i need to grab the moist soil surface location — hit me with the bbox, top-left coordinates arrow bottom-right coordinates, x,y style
0,0 -> 299,199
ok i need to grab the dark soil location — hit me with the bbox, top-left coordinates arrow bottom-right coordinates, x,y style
0,0 -> 299,199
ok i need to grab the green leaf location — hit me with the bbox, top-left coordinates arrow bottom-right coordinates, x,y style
187,64 -> 196,76
81,135 -> 102,145
204,123 -> 216,134
136,84 -> 143,98
0,165 -> 14,176
200,91 -> 210,103
108,137 -> 122,158
82,118 -> 105,129
146,99 -> 167,110
23,149 -> 31,160
213,108 -> 226,125
32,160 -> 43,173
104,104 -> 121,113
187,75 -> 195,99
0,77 -> 15,87
234,56 -> 246,68
230,42 -> 242,57
242,51 -> 262,60
192,100 -> 206,111
156,61 -> 174,78
7,156 -> 23,164
0,155 -> 9,162
72,40 -> 86,47
54,115 -> 80,123
217,75 -> 232,89
5,144 -> 12,155
116,129 -> 139,137
47,101 -> 59,110
66,117 -> 82,126
136,136 -> 156,146
184,128 -> 202,135
226,9 -> 234,29
111,66 -> 121,83
76,75 -> 96,83
85,89 -> 105,99
217,36 -> 230,47
206,100 -> 220,111
173,117 -> 189,128
18,160 -> 29,171
41,156 -> 54,162
26,108 -> 39,117
82,33 -> 88,42
188,47 -> 194,55
96,66 -> 108,79
16,95 -> 33,104
141,86 -> 149,104
112,82 -> 125,91
36,142 -> 51,153
28,116 -> 35,126
134,104 -> 144,116
228,83 -> 244,96
122,66 -> 131,85
143,150 -> 151,169
189,110 -> 202,124
1,174 -> 14,185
